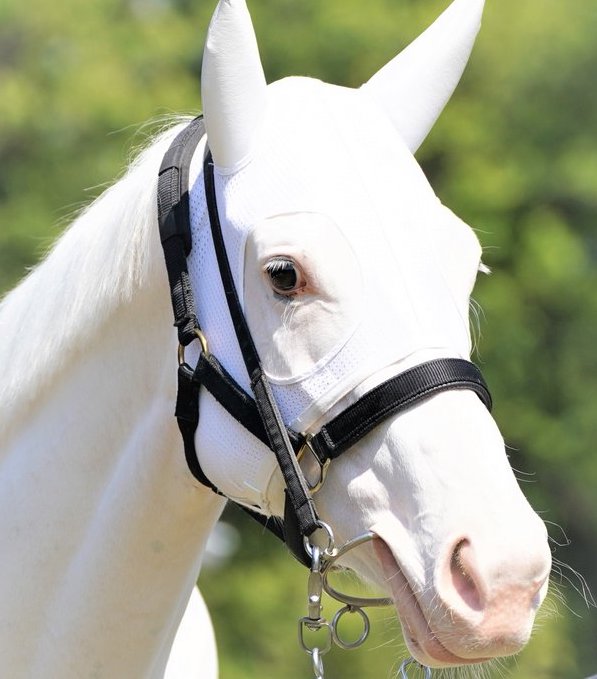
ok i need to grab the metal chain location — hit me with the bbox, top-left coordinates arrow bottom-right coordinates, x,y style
399,658 -> 432,678
311,648 -> 325,679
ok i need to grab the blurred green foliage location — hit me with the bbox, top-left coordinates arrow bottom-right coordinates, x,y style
1,0 -> 596,677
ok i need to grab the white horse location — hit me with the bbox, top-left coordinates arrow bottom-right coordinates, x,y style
0,0 -> 552,676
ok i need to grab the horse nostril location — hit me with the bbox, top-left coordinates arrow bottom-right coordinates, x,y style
449,539 -> 484,613
431,531 -> 551,658
531,571 -> 550,609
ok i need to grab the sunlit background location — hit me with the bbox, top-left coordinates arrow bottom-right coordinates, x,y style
1,0 -> 596,677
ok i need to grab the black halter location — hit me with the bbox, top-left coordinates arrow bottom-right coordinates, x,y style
157,117 -> 492,566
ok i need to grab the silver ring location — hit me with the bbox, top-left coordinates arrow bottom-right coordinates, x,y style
331,605 -> 371,650
304,521 -> 336,558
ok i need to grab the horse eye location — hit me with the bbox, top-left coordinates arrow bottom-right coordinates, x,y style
264,257 -> 304,296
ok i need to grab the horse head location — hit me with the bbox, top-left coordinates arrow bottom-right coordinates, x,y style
185,0 -> 551,669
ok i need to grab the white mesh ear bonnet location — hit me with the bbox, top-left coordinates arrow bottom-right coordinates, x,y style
185,77 -> 479,508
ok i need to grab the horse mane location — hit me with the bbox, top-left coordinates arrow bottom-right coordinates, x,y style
0,117 -> 192,427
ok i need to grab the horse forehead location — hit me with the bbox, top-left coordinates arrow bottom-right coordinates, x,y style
219,76 -> 438,235
268,76 -> 432,193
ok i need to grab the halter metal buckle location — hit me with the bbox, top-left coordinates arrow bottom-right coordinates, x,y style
298,434 -> 331,494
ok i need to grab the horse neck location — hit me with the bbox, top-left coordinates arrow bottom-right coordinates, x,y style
0,124 -> 225,677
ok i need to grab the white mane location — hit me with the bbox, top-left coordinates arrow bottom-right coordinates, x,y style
0,120 -> 191,429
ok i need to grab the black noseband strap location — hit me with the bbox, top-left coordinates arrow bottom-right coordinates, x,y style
197,353 -> 491,468
308,358 -> 492,464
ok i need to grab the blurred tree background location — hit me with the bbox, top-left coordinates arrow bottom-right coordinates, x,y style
1,0 -> 596,677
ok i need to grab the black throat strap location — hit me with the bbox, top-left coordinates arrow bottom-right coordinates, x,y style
157,117 -> 493,567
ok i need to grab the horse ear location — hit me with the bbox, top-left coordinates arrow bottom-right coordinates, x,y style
201,0 -> 267,170
361,0 -> 485,153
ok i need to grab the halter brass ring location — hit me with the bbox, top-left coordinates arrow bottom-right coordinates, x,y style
177,329 -> 209,366
297,434 -> 331,494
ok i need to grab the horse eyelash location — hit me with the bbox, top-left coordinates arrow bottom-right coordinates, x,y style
264,256 -> 294,274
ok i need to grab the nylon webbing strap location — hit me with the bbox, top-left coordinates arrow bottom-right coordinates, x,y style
203,152 -> 320,540
157,117 -> 216,491
158,117 -> 205,346
175,362 -> 220,493
309,358 -> 492,463
195,352 -> 303,452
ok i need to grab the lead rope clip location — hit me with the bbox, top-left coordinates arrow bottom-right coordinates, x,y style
299,543 -> 332,679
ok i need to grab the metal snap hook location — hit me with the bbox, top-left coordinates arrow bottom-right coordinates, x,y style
399,658 -> 432,678
306,546 -> 323,622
